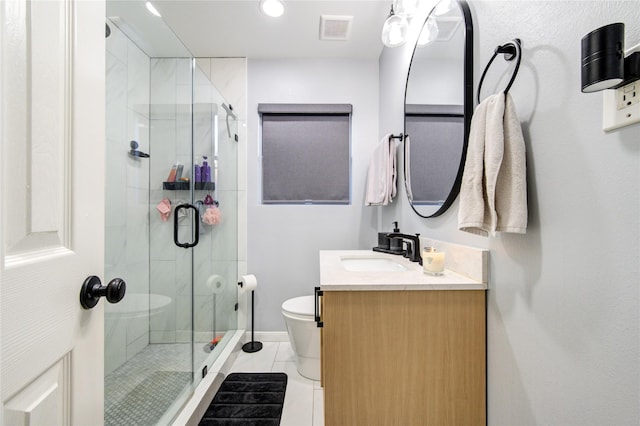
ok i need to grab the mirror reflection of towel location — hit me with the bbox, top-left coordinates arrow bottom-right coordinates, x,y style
458,93 -> 527,236
403,135 -> 413,202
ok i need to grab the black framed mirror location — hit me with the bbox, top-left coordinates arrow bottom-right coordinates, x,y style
403,0 -> 473,218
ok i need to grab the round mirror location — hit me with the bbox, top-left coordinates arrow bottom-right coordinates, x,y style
403,0 -> 473,218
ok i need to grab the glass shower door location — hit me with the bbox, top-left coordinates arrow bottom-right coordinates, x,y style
104,17 -> 196,426
192,62 -> 239,385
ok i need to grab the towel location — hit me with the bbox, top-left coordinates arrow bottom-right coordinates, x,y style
365,134 -> 397,206
458,93 -> 527,236
403,135 -> 414,202
496,94 -> 527,233
156,198 -> 171,221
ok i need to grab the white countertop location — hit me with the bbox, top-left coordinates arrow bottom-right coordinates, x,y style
319,250 -> 487,291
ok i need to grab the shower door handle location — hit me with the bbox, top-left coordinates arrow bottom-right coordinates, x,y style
174,203 -> 200,248
80,276 -> 126,309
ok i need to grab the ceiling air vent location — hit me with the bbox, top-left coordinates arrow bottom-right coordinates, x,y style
435,17 -> 462,41
319,15 -> 353,41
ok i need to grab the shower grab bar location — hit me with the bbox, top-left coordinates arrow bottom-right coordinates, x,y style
174,204 -> 200,248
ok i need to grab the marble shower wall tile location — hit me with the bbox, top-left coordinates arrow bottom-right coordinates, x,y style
105,20 -> 127,63
127,43 -> 150,118
210,58 -> 247,122
150,58 -> 177,120
149,118 -> 177,187
105,30 -> 151,373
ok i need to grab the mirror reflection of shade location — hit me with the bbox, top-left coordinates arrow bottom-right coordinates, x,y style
403,0 -> 473,218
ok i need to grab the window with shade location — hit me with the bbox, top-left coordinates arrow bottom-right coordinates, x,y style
258,103 -> 352,204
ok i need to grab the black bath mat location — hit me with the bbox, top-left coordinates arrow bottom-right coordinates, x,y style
199,372 -> 287,426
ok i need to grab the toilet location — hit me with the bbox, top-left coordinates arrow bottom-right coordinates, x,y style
281,295 -> 321,380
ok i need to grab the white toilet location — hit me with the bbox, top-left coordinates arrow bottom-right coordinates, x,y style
281,295 -> 321,380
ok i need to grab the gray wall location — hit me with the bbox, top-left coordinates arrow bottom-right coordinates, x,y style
247,58 -> 380,331
380,1 -> 639,424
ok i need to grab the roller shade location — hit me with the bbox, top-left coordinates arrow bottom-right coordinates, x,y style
259,104 -> 352,204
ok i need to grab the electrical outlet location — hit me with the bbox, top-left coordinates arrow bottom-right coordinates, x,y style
602,43 -> 640,132
616,82 -> 639,109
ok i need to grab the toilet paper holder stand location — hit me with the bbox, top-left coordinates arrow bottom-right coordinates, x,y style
238,280 -> 263,353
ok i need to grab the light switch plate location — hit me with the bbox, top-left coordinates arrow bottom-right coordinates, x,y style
602,43 -> 640,132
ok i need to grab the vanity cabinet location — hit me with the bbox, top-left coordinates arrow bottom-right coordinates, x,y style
321,289 -> 486,426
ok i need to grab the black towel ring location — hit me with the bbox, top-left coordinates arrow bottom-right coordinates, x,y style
477,38 -> 522,104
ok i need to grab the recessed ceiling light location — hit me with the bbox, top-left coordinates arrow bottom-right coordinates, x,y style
145,1 -> 161,17
260,0 -> 285,18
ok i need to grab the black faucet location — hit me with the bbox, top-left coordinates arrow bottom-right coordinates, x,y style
385,233 -> 422,265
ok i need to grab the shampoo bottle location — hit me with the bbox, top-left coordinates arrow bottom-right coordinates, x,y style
202,156 -> 211,183
166,163 -> 177,182
194,157 -> 201,183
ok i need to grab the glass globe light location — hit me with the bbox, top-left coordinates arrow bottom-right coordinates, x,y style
393,0 -> 420,17
381,13 -> 409,47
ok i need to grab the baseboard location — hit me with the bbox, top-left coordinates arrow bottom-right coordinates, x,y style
244,331 -> 289,343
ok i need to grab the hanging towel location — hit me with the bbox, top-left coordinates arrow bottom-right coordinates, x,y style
365,134 -> 397,206
403,135 -> 414,202
495,93 -> 527,233
458,93 -> 527,236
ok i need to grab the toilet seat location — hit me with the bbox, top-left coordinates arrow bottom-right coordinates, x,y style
282,295 -> 315,318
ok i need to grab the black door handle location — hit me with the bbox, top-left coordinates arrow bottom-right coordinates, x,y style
80,275 -> 126,309
315,286 -> 323,328
174,203 -> 200,248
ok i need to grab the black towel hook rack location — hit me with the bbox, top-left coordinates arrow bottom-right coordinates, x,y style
477,38 -> 522,104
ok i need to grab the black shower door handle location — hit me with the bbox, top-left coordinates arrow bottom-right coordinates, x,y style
174,203 -> 200,248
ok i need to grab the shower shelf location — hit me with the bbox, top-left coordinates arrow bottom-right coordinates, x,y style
163,181 -> 215,191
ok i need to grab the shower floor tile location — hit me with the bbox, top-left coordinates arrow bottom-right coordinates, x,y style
104,343 -> 194,426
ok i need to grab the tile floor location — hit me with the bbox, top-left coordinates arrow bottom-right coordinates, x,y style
228,341 -> 324,426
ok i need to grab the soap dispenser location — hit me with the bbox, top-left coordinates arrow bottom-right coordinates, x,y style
389,221 -> 404,253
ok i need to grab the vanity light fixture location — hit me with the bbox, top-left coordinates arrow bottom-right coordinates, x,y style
259,0 -> 286,18
581,23 -> 640,92
381,6 -> 409,48
145,1 -> 161,17
392,0 -> 420,18
433,0 -> 455,16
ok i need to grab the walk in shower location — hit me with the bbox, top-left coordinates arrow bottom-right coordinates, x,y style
105,2 -> 239,424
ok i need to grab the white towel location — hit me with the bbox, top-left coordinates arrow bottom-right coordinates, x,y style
495,94 -> 527,233
458,93 -> 527,236
403,135 -> 414,202
365,134 -> 397,206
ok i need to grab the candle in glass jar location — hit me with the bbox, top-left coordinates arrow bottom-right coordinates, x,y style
423,247 -> 445,275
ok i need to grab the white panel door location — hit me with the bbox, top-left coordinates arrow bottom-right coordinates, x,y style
1,0 -> 106,425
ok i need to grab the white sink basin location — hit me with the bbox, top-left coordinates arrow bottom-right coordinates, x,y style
340,256 -> 408,272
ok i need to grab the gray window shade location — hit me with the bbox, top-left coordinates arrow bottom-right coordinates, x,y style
259,104 -> 351,204
406,114 -> 464,204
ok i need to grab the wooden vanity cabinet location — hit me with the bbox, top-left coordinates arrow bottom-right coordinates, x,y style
321,290 -> 486,426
